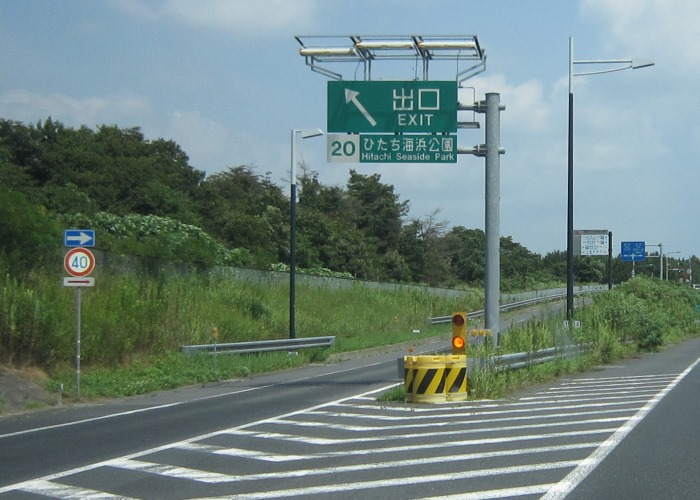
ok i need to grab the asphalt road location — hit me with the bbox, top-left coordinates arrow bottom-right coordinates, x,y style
1,321 -> 698,498
0,349 -> 407,487
562,337 -> 700,499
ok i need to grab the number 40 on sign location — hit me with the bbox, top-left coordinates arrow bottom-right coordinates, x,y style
64,247 -> 96,277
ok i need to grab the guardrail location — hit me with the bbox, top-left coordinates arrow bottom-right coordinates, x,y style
179,336 -> 335,356
427,294 -> 565,325
397,344 -> 586,378
480,344 -> 585,372
427,285 -> 607,325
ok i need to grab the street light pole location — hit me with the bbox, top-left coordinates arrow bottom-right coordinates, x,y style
290,128 -> 324,340
566,36 -> 653,319
567,37 -> 575,319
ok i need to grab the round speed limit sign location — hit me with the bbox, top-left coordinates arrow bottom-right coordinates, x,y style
64,247 -> 96,277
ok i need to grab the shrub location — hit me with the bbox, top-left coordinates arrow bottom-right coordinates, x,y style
0,189 -> 62,278
60,212 -> 251,267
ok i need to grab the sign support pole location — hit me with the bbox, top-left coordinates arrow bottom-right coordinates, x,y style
484,93 -> 502,348
608,231 -> 613,290
458,93 -> 506,347
63,232 -> 96,398
75,287 -> 82,398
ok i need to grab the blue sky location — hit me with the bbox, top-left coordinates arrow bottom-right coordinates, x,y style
1,0 -> 697,261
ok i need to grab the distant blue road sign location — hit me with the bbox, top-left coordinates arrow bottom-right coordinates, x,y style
64,229 -> 95,247
621,241 -> 645,262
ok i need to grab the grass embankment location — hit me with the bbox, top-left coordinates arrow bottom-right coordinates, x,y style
1,267 -> 482,400
458,276 -> 699,399
2,265 -> 698,404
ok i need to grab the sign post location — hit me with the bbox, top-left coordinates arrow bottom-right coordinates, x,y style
63,230 -> 96,398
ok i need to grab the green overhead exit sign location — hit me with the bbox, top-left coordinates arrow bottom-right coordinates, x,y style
327,133 -> 457,163
327,81 -> 458,134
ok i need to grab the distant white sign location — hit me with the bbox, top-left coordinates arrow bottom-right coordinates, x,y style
575,230 -> 609,256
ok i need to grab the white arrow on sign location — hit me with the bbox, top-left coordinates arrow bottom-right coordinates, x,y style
66,231 -> 93,245
344,89 -> 377,127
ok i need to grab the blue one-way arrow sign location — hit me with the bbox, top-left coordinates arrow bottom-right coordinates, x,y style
64,229 -> 95,247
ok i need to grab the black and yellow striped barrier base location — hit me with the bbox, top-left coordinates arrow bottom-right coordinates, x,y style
404,355 -> 468,403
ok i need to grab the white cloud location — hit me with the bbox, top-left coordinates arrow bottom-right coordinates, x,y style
112,0 -> 319,36
162,110 -> 288,177
108,0 -> 159,20
582,0 -> 700,67
0,89 -> 152,129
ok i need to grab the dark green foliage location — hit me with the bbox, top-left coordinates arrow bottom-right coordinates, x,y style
444,227 -> 486,284
60,212 -> 251,267
500,236 -> 547,291
398,211 -> 452,286
297,171 -> 373,276
0,188 -> 62,278
0,118 -> 204,222
346,169 -> 409,255
3,115 -> 700,402
195,166 -> 288,267
2,115 -> 697,290
587,276 -> 697,351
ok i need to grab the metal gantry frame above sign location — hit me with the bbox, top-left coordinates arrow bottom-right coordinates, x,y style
295,34 -> 504,343
295,35 -> 486,83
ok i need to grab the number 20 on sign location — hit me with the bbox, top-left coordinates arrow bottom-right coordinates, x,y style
64,247 -> 96,277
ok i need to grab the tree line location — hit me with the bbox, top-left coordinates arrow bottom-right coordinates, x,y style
1,117 -> 696,289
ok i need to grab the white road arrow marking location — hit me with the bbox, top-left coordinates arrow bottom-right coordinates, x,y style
344,89 -> 377,127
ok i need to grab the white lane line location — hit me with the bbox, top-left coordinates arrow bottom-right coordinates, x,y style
319,396 -> 652,419
109,458 -> 237,483
562,373 -> 678,383
192,428 -> 618,460
0,357 -> 399,440
300,407 -> 636,431
0,385 -> 266,439
418,484 -> 556,499
111,443 -> 599,484
192,461 -> 581,500
540,380 -> 669,399
17,479 -> 137,499
519,389 -> 661,401
552,376 -> 676,388
541,355 -> 700,499
225,416 -> 628,445
513,392 -> 663,405
176,442 -> 310,462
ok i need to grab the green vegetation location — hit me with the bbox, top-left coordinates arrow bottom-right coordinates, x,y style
460,276 -> 699,400
2,248 -> 697,404
4,117 -> 694,287
1,116 -> 699,405
0,256 -> 482,399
